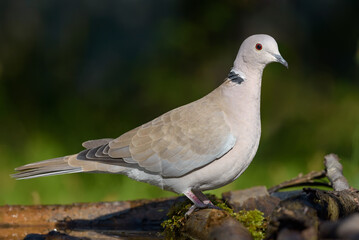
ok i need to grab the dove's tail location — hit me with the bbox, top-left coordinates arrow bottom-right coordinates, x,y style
11,155 -> 83,180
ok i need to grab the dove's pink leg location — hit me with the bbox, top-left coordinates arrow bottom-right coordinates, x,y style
183,190 -> 206,208
192,190 -> 214,206
183,190 -> 220,216
183,190 -> 206,216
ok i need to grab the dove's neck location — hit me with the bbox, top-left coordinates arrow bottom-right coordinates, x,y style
232,52 -> 266,82
230,55 -> 266,101
226,62 -> 264,103
217,63 -> 265,132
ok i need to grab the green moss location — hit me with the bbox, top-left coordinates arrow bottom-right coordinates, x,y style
161,199 -> 192,240
235,209 -> 266,240
214,200 -> 266,240
161,194 -> 266,240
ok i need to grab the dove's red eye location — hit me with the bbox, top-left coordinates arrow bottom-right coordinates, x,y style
255,43 -> 262,50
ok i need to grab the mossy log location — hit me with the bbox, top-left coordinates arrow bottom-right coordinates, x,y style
1,153 -> 359,240
3,188 -> 358,239
183,209 -> 252,240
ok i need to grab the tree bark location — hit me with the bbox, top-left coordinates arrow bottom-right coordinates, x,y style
183,209 -> 252,240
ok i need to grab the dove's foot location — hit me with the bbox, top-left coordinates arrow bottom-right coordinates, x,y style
183,189 -> 222,217
184,202 -> 222,217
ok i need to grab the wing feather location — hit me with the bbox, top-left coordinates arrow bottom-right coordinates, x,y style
75,89 -> 236,177
107,94 -> 236,177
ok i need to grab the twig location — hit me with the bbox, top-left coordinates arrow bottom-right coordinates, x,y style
268,170 -> 327,193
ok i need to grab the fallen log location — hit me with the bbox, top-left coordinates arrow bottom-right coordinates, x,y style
1,153 -> 359,240
0,199 -> 173,239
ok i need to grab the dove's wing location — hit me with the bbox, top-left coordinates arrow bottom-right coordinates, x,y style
82,138 -> 114,149
77,90 -> 236,177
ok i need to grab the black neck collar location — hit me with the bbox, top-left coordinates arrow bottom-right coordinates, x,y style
227,71 -> 244,84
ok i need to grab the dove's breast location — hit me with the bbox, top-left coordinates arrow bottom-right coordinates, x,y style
162,79 -> 262,193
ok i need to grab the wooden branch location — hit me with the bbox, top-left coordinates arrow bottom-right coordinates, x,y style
269,153 -> 350,193
266,153 -> 359,239
268,170 -> 327,193
324,153 -> 350,191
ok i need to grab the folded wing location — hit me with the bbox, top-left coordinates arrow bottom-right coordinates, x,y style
78,96 -> 236,177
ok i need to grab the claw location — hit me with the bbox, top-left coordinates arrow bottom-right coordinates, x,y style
206,204 -> 222,210
184,202 -> 222,217
185,205 -> 198,218
183,190 -> 222,217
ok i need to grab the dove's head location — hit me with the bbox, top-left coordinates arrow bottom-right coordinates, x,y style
233,34 -> 288,74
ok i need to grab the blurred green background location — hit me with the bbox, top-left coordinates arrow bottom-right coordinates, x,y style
0,0 -> 358,205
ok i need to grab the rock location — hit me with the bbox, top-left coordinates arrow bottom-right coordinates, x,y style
222,186 -> 280,217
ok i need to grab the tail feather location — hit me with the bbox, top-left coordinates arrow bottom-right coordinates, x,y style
12,156 -> 83,180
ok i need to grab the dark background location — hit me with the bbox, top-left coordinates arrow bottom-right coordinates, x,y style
0,0 -> 358,204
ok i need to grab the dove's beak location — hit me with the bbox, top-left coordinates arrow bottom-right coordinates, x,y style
274,54 -> 288,68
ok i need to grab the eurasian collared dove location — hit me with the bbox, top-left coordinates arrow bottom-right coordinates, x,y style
12,34 -> 287,213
